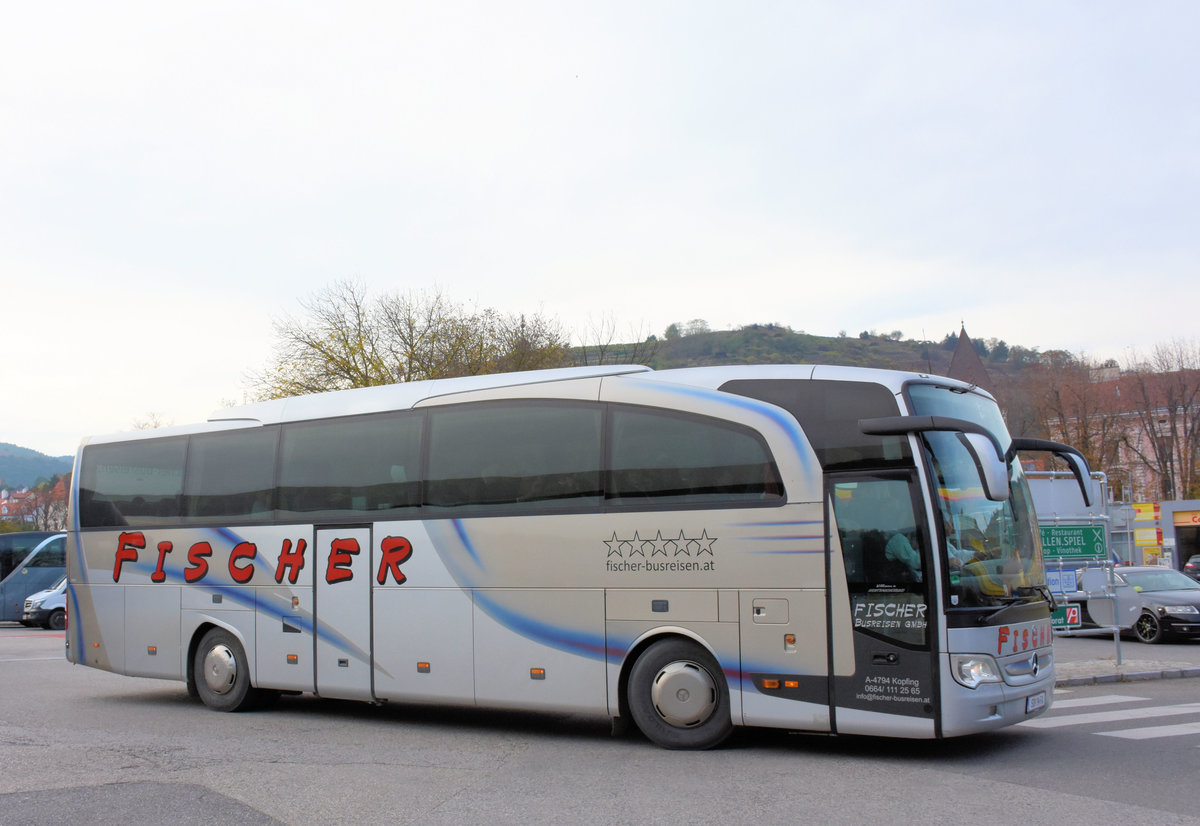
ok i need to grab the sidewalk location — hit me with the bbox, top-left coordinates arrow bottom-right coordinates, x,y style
1052,632 -> 1200,686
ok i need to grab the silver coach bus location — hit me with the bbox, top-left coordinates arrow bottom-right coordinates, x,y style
66,364 -> 1090,749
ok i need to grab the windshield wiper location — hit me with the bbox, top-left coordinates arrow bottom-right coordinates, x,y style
1015,583 -> 1057,611
981,590 -> 1049,624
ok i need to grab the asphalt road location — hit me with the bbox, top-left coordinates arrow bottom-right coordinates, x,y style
4,625 -> 1200,825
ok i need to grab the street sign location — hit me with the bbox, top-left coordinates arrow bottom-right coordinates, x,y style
1046,568 -> 1077,595
1051,603 -> 1082,630
1040,524 -> 1107,560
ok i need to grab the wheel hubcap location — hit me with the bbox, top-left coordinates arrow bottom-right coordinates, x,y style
650,660 -> 717,728
202,644 -> 238,694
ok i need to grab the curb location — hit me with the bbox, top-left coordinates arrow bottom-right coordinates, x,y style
1055,665 -> 1200,687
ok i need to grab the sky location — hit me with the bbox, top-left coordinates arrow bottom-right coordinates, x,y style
3,2 -> 1197,458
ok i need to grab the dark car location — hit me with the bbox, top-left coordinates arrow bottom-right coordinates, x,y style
1084,565 -> 1200,644
1183,554 -> 1200,583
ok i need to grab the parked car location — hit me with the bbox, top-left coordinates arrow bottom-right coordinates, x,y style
1183,554 -> 1200,583
21,575 -> 66,630
1083,565 -> 1200,644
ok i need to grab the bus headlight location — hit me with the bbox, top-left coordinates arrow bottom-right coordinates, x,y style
951,654 -> 1002,689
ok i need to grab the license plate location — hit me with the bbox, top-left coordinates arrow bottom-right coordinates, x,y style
1025,692 -> 1046,714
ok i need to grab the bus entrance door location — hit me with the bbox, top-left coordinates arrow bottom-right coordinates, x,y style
314,526 -> 374,701
829,475 -> 938,736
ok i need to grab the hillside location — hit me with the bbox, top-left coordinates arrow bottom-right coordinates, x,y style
0,443 -> 73,489
578,325 -> 1032,382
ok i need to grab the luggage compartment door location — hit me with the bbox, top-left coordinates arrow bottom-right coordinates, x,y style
315,525 -> 374,701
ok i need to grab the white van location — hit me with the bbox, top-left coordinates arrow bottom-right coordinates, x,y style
21,576 -> 66,630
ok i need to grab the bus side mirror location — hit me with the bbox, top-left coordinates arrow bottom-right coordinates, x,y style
1056,452 -> 1094,508
958,432 -> 1011,503
858,415 -> 1012,502
1008,437 -> 1094,508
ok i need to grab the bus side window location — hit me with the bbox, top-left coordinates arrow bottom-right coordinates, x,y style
608,407 -> 783,506
426,402 -> 602,514
185,427 -> 279,522
279,411 -> 423,518
833,479 -> 923,585
78,437 -> 187,528
833,477 -> 929,648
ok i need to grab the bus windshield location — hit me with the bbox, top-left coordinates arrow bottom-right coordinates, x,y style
908,384 -> 1045,609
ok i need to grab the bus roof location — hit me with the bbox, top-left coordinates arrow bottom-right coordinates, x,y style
210,364 -> 652,426
643,364 -> 988,398
80,362 -> 988,446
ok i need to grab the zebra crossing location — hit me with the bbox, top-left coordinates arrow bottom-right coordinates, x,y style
1018,692 -> 1200,741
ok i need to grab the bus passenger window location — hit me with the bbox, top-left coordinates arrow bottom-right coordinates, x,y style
278,412 -> 422,518
608,408 -> 782,506
426,402 -> 602,514
185,427 -> 279,522
78,437 -> 187,527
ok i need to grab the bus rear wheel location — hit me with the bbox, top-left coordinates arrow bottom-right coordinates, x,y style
627,638 -> 732,750
193,628 -> 259,712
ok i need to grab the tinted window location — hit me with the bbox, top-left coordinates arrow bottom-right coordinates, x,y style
79,437 -> 187,527
279,412 -> 422,518
185,427 -> 279,522
0,534 -> 54,578
721,379 -> 909,470
608,408 -> 783,506
832,475 -> 928,647
426,402 -> 602,512
28,537 -> 66,567
1,548 -> 25,579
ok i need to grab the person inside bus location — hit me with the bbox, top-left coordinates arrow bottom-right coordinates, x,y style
883,530 -> 923,583
942,516 -> 975,571
835,481 -> 924,584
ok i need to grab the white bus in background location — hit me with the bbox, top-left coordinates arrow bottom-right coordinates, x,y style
65,364 -> 1091,749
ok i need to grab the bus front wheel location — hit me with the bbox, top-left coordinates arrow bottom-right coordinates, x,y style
193,628 -> 259,712
627,638 -> 733,750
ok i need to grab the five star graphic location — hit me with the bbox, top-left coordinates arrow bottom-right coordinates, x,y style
605,529 -> 717,558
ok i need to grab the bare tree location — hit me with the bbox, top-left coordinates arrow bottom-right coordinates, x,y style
132,413 -> 172,430
252,280 -> 571,399
494,313 -> 572,373
575,314 -> 659,367
1006,353 -> 1129,472
1121,339 -> 1200,500
255,280 -> 390,396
